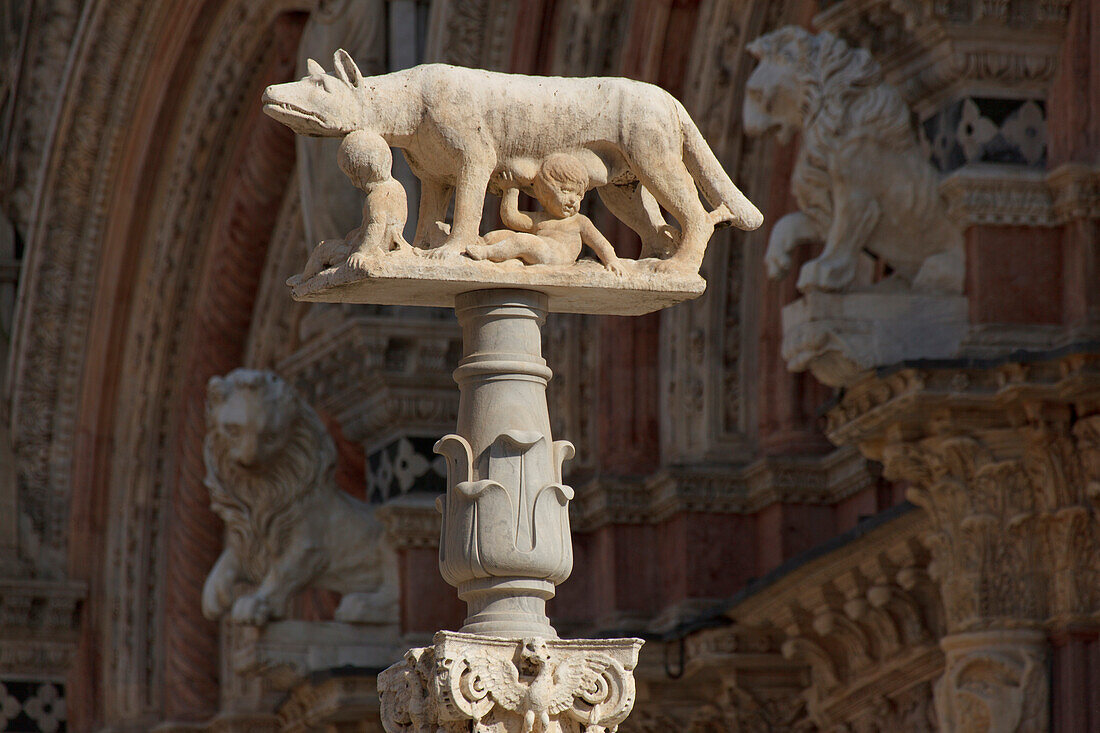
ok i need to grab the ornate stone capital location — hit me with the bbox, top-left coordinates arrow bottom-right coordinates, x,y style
825,351 -> 1100,732
379,632 -> 642,733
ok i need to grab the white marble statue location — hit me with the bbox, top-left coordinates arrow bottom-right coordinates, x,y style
467,154 -> 625,274
743,26 -> 963,294
200,368 -> 398,626
292,129 -> 411,284
262,51 -> 762,277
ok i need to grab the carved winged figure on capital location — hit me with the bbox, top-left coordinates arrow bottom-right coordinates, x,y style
379,635 -> 640,733
263,50 -> 762,286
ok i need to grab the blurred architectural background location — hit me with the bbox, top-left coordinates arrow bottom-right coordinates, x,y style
0,0 -> 1097,730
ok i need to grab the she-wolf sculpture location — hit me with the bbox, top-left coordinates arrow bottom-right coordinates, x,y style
262,50 -> 762,274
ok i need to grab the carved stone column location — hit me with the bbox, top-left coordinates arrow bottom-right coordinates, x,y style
438,290 -> 573,638
826,353 -> 1100,732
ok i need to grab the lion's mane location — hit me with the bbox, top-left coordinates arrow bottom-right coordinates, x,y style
747,27 -> 916,234
203,371 -> 337,583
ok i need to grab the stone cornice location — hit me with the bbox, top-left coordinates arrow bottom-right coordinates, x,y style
940,164 -> 1100,228
825,350 -> 1100,450
825,349 -> 1100,634
277,314 -> 460,447
0,578 -> 85,678
571,447 -> 879,530
814,0 -> 1071,113
375,494 -> 441,550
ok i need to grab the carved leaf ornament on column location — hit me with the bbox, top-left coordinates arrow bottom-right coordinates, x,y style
436,431 -> 575,587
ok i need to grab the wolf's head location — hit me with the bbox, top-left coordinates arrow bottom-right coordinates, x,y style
262,49 -> 365,137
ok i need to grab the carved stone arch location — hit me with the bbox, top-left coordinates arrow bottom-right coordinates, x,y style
7,0 -> 317,727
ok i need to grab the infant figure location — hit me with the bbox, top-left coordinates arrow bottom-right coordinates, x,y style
467,153 -> 624,274
298,130 -> 410,281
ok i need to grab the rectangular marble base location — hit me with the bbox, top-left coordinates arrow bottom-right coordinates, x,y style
229,620 -> 403,690
288,252 -> 706,316
781,291 -> 970,387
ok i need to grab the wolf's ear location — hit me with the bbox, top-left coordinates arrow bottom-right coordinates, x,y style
306,58 -> 325,78
333,49 -> 363,87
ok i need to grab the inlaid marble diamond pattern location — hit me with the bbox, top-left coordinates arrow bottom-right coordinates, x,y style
0,681 -> 65,732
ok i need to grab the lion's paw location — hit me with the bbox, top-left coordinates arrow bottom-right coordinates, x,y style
230,594 -> 275,626
796,256 -> 856,292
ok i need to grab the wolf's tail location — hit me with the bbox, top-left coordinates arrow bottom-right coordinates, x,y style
677,101 -> 763,231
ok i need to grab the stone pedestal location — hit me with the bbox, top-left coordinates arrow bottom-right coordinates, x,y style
781,292 -> 969,387
379,631 -> 642,733
287,266 -> 698,731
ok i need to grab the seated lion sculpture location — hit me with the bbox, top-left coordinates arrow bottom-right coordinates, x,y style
201,368 -> 398,626
743,26 -> 963,294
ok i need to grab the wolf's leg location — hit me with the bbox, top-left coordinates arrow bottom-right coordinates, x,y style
414,179 -> 452,248
634,158 -> 712,274
430,163 -> 492,257
596,184 -> 670,257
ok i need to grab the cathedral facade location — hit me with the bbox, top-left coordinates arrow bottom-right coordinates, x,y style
1,0 -> 1098,730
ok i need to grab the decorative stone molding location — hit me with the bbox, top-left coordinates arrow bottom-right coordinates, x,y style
0,580 -> 84,679
228,621 -> 402,692
572,447 -> 878,530
936,630 -> 1048,733
375,493 -> 443,550
662,506 -> 942,732
828,354 -> 1100,630
940,163 -> 1100,228
279,671 -> 384,733
547,0 -> 631,77
278,314 -> 460,450
379,632 -> 642,733
781,292 -> 969,387
423,0 -> 518,72
814,0 -> 1071,116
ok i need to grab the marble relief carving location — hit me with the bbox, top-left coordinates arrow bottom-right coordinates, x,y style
201,369 -> 398,626
379,633 -> 642,733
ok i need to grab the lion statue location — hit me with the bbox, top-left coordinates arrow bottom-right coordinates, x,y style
201,368 -> 399,626
743,26 -> 963,294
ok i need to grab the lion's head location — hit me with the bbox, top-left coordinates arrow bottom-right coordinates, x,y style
744,26 -> 915,231
744,27 -> 909,145
204,369 -> 336,565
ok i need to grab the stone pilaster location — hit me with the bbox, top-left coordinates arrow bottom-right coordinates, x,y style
826,351 -> 1100,732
